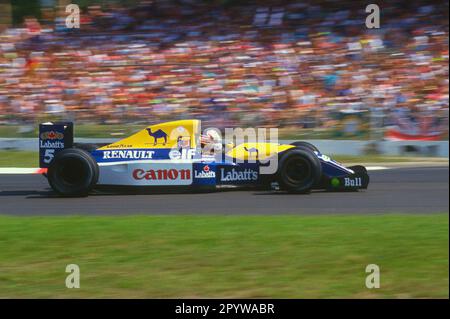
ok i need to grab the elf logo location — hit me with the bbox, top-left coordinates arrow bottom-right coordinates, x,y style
220,168 -> 258,182
169,148 -> 197,160
195,165 -> 215,179
344,177 -> 362,187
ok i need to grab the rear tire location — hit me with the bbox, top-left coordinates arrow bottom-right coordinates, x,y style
277,148 -> 322,193
47,148 -> 99,197
290,141 -> 319,153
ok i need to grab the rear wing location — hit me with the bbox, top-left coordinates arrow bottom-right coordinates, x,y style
39,122 -> 74,168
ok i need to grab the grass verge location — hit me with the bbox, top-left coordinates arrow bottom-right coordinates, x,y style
0,214 -> 447,298
0,151 -> 38,167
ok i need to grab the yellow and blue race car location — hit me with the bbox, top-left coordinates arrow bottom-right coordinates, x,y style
38,120 -> 369,196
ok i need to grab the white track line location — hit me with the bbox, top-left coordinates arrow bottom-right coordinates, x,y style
365,166 -> 389,171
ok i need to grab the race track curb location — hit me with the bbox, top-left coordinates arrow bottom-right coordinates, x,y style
0,168 -> 47,174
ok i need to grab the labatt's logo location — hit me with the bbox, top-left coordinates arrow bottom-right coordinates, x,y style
40,131 -> 64,149
195,165 -> 215,179
220,168 -> 258,182
133,168 -> 191,181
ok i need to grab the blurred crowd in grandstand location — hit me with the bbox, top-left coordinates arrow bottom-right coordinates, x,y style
0,0 -> 448,138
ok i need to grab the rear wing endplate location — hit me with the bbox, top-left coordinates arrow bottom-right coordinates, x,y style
39,122 -> 73,168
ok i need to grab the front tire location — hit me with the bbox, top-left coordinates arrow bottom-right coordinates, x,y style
47,148 -> 99,197
348,165 -> 367,175
277,148 -> 322,193
290,141 -> 319,153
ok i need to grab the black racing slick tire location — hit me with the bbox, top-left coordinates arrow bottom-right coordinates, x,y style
73,143 -> 109,152
348,165 -> 367,175
289,141 -> 319,153
47,148 -> 99,197
277,148 -> 322,193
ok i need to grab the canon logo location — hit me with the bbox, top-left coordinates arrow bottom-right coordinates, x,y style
132,168 -> 191,180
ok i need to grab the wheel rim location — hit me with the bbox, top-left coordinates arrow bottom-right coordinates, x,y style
57,158 -> 87,186
284,157 -> 312,186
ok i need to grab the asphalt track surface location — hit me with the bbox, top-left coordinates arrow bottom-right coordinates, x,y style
0,167 -> 448,215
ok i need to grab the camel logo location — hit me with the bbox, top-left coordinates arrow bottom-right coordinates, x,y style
195,165 -> 215,179
40,131 -> 64,140
244,146 -> 259,159
146,128 -> 168,145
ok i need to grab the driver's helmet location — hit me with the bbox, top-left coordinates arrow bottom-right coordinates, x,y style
200,129 -> 222,152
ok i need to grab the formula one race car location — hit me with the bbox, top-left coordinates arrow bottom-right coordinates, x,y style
38,120 -> 369,196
